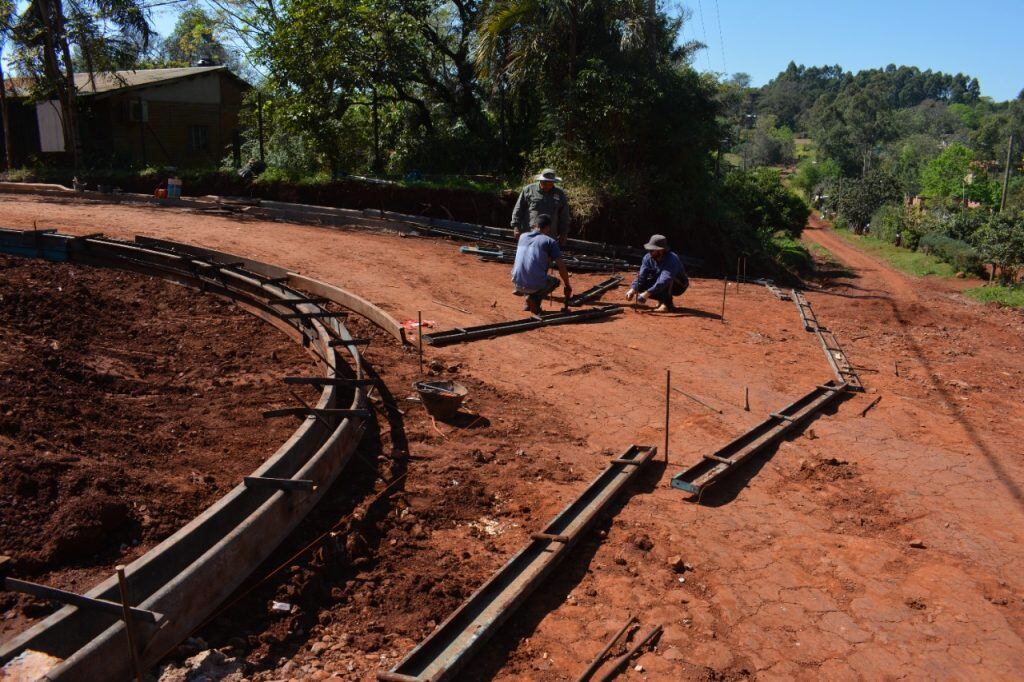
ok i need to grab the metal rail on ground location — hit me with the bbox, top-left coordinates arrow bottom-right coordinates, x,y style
567,276 -> 623,306
422,305 -> 622,347
0,228 -> 385,682
670,381 -> 848,495
791,289 -> 863,391
379,445 -> 657,682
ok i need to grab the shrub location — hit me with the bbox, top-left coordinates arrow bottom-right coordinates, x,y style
724,167 -> 810,239
870,203 -> 904,243
919,233 -> 983,274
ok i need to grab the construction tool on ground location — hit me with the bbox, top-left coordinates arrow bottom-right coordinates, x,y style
575,616 -> 639,682
422,305 -> 622,347
380,446 -> 656,682
671,381 -> 849,495
594,624 -> 663,682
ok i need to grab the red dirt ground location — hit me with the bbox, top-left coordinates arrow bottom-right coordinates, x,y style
1,194 -> 1022,680
0,253 -> 318,643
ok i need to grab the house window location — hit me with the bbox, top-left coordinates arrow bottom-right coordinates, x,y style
188,126 -> 209,152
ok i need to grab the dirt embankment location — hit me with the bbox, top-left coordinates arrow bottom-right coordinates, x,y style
0,254 -> 317,641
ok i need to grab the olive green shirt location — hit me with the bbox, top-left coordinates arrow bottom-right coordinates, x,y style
511,182 -> 571,238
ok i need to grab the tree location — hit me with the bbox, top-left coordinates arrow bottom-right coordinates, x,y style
920,142 -> 972,198
972,211 -> 1024,284
11,0 -> 152,169
0,0 -> 14,170
835,169 -> 902,231
160,7 -> 237,70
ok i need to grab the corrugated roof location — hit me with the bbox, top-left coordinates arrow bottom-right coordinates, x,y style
4,66 -> 239,98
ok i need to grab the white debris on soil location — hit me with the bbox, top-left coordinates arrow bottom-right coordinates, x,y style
157,649 -> 245,682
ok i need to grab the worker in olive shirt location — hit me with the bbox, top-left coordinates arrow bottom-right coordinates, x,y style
625,234 -> 688,312
511,168 -> 571,246
512,214 -> 572,314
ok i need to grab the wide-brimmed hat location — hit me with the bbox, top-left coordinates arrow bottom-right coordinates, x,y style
644,234 -> 669,251
534,168 -> 563,183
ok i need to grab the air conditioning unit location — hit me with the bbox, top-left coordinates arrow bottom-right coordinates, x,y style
125,100 -> 149,122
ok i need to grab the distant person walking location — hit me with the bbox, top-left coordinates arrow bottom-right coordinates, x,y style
511,168 -> 571,246
626,234 -> 688,313
511,214 -> 572,314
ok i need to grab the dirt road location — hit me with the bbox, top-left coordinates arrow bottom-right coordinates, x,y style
1,195 -> 1022,679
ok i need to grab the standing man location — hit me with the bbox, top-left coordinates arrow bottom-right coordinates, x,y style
511,214 -> 572,314
511,168 -> 571,246
626,234 -> 688,313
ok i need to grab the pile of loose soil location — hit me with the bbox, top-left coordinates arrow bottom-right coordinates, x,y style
0,254 -> 317,640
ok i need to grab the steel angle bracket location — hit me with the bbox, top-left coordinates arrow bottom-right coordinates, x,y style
671,381 -> 848,496
422,305 -> 622,347
380,445 -> 656,682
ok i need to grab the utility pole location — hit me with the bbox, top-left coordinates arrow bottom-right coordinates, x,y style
1000,134 -> 1014,213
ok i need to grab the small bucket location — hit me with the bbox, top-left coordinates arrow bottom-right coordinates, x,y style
414,380 -> 468,419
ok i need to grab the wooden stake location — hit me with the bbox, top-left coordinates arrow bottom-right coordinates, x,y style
720,277 -> 728,323
736,257 -> 741,291
418,310 -> 424,375
744,386 -> 750,412
664,369 -> 671,463
115,566 -> 144,682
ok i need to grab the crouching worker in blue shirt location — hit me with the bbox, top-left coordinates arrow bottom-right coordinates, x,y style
511,213 -> 572,314
626,234 -> 688,312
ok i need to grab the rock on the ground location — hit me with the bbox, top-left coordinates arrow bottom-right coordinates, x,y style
157,649 -> 245,682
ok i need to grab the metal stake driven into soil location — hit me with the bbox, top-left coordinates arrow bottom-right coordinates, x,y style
379,445 -> 657,682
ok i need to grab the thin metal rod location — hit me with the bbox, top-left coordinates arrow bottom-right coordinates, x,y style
575,615 -> 638,682
720,277 -> 728,323
418,310 -> 424,375
664,370 -> 671,463
672,386 -> 722,414
595,624 -> 663,682
116,566 -> 144,682
860,395 -> 881,417
431,299 -> 471,315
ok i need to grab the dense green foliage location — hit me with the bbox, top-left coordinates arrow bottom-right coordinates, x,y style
724,167 -> 808,238
725,60 -> 1024,286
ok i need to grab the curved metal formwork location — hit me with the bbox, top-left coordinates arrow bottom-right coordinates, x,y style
0,228 -> 388,681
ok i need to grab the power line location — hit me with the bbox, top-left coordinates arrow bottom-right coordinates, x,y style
695,0 -> 711,71
713,0 -> 726,74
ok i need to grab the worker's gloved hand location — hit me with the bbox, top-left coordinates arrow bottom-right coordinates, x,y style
637,292 -> 648,304
625,288 -> 636,301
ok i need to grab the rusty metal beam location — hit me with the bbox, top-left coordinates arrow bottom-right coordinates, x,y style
380,445 -> 656,682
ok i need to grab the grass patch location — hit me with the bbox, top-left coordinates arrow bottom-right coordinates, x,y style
963,285 -> 1024,307
772,235 -> 813,272
804,240 -> 835,262
832,228 -> 958,278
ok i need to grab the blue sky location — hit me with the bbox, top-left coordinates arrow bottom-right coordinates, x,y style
678,0 -> 1022,100
48,0 -> 1024,102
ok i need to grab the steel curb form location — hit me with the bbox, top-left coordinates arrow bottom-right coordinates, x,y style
0,229 -> 371,681
380,445 -> 656,682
